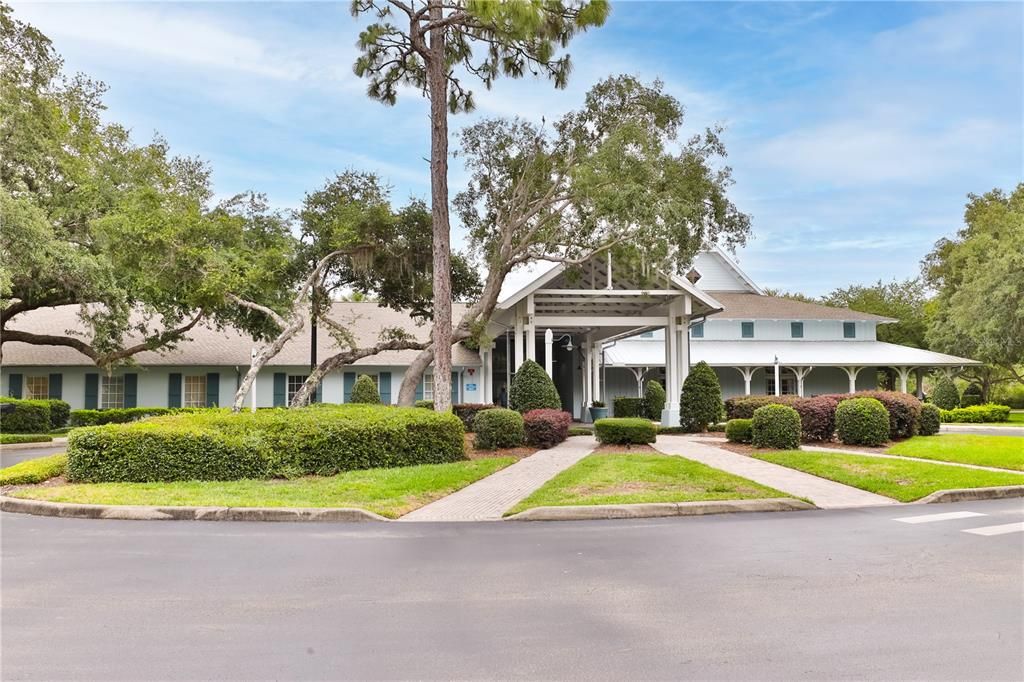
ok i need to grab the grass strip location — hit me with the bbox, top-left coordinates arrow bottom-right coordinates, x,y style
887,434 -> 1024,471
0,454 -> 67,485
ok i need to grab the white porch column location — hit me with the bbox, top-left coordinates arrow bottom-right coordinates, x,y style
544,328 -> 553,377
513,307 -> 524,371
481,344 -> 493,404
895,366 -> 915,393
590,341 -> 602,406
661,297 -> 684,426
842,366 -> 864,394
525,295 -> 536,362
790,366 -> 813,397
583,337 -> 592,408
735,366 -> 756,396
915,367 -> 925,398
773,356 -> 781,396
630,367 -> 646,397
679,294 -> 691,386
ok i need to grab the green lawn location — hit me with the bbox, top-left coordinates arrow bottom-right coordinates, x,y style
887,434 -> 1024,471
507,453 -> 792,515
754,450 -> 1024,502
0,433 -> 54,444
10,458 -> 514,519
0,454 -> 67,486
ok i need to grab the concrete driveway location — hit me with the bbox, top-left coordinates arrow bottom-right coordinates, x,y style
0,442 -> 66,467
2,498 -> 1022,680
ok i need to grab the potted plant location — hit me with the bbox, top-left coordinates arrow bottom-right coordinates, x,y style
589,400 -> 608,422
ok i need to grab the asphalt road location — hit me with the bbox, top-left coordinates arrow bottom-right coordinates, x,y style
2,499 -> 1022,681
940,425 -> 1024,437
0,443 -> 66,467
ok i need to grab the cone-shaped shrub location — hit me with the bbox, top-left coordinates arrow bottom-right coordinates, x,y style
919,403 -> 941,436
930,378 -> 960,410
509,359 -> 562,413
679,361 -> 722,432
350,374 -> 381,404
644,380 -> 666,420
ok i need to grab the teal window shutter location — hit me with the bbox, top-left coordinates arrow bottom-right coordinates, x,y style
48,373 -> 62,400
273,373 -> 286,407
691,323 -> 704,339
123,374 -> 138,408
741,321 -> 754,338
8,373 -> 22,399
843,322 -> 856,338
343,372 -> 355,402
378,372 -> 391,404
84,374 -> 99,409
168,373 -> 182,408
314,380 -> 323,404
791,322 -> 804,338
206,372 -> 219,407
415,377 -> 424,401
451,371 -> 459,406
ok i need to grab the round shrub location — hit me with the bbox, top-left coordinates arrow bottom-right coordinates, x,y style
509,359 -> 562,413
751,404 -> 801,450
594,417 -> 657,445
919,403 -> 941,436
453,403 -> 498,430
644,380 -> 666,420
472,408 -> 525,450
679,361 -> 722,432
0,398 -> 51,433
522,409 -> 572,449
46,400 -> 71,429
839,390 -> 922,439
961,383 -> 983,407
835,397 -> 890,446
930,378 -> 960,410
725,418 -> 753,444
350,374 -> 381,404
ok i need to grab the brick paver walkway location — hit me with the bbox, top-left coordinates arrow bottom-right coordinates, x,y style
653,435 -> 897,509
401,436 -> 599,522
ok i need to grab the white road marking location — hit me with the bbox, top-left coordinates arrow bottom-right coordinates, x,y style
894,511 -> 987,524
963,522 -> 1024,536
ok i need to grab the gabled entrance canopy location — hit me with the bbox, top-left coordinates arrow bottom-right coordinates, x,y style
486,254 -> 722,425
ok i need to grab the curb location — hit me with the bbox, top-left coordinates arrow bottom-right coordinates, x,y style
0,495 -> 388,523
504,497 -> 815,521
918,485 -> 1024,504
0,438 -> 67,451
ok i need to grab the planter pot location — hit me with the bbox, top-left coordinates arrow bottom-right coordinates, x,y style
589,406 -> 608,421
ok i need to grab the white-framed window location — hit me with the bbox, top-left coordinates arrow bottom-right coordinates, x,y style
287,375 -> 309,404
765,372 -> 797,396
422,372 -> 434,400
25,376 -> 49,400
101,376 -> 125,409
183,375 -> 207,408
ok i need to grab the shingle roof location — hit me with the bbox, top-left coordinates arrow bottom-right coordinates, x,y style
1,302 -> 482,367
706,292 -> 896,322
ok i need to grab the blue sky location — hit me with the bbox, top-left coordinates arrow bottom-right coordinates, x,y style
11,1 -> 1022,296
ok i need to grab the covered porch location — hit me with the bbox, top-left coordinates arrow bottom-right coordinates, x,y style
485,255 -> 722,424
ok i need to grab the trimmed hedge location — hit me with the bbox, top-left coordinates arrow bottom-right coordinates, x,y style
350,374 -> 381,404
523,409 -> 572,449
725,395 -> 836,443
0,454 -> 67,485
67,405 -> 466,483
414,400 -> 434,409
835,397 -> 890,446
47,399 -> 71,429
644,380 -> 666,421
930,378 -> 960,410
725,395 -> 801,420
567,426 -> 593,437
919,403 -> 941,436
612,397 -> 646,418
961,383 -> 983,407
831,391 -> 921,440
725,418 -> 753,444
69,407 -> 192,427
453,403 -> 497,431
940,403 -> 1011,423
0,398 -> 52,433
751,404 -> 801,450
1,433 -> 53,444
679,361 -> 722,432
509,359 -> 562,413
594,417 -> 657,445
473,408 -> 525,450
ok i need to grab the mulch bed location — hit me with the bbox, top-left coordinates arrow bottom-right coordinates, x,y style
463,433 -> 537,461
591,443 -> 659,455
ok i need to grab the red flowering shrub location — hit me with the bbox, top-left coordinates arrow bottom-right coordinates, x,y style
522,409 -> 572,449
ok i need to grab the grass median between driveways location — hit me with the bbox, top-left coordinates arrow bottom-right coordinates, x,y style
886,434 -> 1024,471
507,453 -> 792,515
754,450 -> 1024,502
1,433 -> 54,444
0,454 -> 67,485
9,458 -> 514,519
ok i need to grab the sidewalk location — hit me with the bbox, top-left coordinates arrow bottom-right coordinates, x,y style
653,435 -> 897,509
401,436 -> 599,522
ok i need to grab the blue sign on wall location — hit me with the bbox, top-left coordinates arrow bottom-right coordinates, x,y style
465,383 -> 477,391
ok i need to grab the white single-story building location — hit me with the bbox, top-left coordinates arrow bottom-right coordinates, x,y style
1,250 -> 979,425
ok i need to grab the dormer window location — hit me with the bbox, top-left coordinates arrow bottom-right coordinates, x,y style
844,322 -> 856,339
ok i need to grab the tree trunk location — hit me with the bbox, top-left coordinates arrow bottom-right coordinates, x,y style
291,338 -> 429,408
426,0 -> 453,413
231,314 -> 304,411
397,344 -> 436,406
